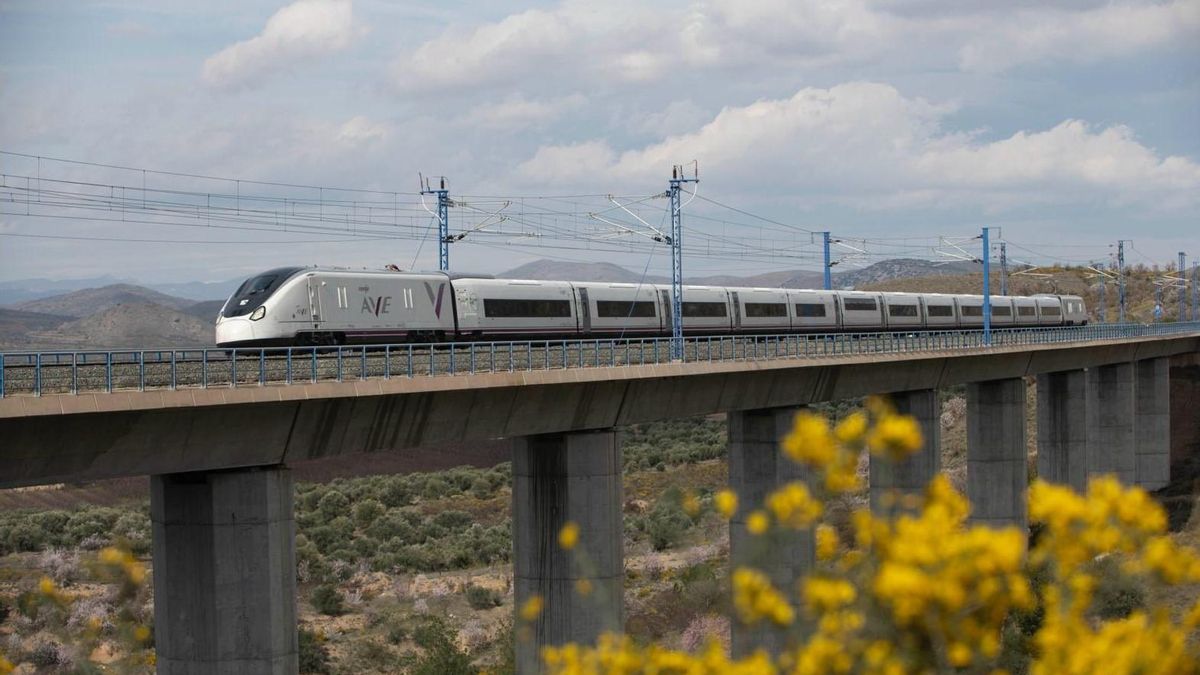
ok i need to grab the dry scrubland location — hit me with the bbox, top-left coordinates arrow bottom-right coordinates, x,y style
0,390 -> 1198,673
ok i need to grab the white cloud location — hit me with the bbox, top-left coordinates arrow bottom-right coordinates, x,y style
518,82 -> 1200,210
459,94 -> 586,129
959,0 -> 1200,73
390,0 -> 1198,92
202,0 -> 361,89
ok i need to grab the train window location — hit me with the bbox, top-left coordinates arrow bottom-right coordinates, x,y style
221,267 -> 303,318
795,302 -> 827,318
1041,306 -> 1061,316
682,301 -> 727,318
843,298 -> 877,311
961,306 -> 983,317
744,302 -> 787,318
1018,306 -> 1036,316
596,300 -> 656,318
992,305 -> 1012,316
888,304 -> 918,317
926,305 -> 954,317
483,298 -> 572,318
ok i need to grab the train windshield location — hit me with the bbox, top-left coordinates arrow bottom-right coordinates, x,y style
220,267 -> 304,318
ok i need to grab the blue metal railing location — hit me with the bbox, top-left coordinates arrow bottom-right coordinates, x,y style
1,322 -> 1198,398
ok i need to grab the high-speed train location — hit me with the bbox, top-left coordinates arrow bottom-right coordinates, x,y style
214,266 -> 1088,347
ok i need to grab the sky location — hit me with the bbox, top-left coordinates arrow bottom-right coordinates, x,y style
0,0 -> 1197,284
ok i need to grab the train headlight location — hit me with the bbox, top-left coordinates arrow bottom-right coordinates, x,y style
249,306 -> 266,321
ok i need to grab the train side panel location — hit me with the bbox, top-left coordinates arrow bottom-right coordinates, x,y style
837,291 -> 885,329
788,290 -> 839,332
730,287 -> 791,333
452,278 -> 578,337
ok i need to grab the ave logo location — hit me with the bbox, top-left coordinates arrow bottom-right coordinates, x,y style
362,296 -> 392,316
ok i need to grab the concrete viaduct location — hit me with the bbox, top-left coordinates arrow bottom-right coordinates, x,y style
2,332 -> 1199,673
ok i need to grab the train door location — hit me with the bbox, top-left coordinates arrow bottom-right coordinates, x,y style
578,287 -> 591,333
731,291 -> 742,329
307,276 -> 324,328
660,289 -> 671,332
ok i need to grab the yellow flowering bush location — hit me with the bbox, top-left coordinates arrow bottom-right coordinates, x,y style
543,400 -> 1200,674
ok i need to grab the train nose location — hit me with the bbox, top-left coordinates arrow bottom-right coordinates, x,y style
215,316 -> 256,346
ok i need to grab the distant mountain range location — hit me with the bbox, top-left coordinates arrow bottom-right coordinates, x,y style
498,258 -> 979,289
0,276 -> 243,305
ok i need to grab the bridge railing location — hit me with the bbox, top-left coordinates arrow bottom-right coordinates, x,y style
2,322 -> 1198,397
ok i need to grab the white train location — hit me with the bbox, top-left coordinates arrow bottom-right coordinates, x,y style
214,266 -> 1088,347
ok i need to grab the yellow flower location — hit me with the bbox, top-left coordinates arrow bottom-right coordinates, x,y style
783,411 -> 837,468
714,489 -> 738,519
98,546 -> 125,566
834,411 -> 868,445
867,414 -> 923,460
520,595 -> 544,621
125,560 -> 147,585
0,655 -> 12,675
816,524 -> 839,561
575,579 -> 593,597
732,567 -> 795,626
948,642 -> 973,667
39,576 -> 57,596
802,576 -> 856,613
682,490 -> 702,517
747,510 -> 770,535
558,522 -> 580,551
134,625 -> 151,643
766,481 -> 823,529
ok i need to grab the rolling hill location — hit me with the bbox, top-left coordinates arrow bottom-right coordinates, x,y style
13,284 -> 197,318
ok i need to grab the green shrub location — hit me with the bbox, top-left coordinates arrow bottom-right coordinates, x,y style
465,584 -> 503,610
353,499 -> 385,528
316,491 -> 349,520
411,616 -> 476,675
298,628 -> 332,674
311,584 -> 346,616
1090,557 -> 1147,620
432,510 -> 473,531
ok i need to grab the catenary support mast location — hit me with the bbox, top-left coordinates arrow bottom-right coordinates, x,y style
668,164 -> 698,361
421,176 -> 451,271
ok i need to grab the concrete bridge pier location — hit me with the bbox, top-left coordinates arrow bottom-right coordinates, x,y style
1087,362 -> 1136,484
727,407 -> 813,658
968,378 -> 1028,530
512,430 -> 623,674
1036,370 -> 1088,492
1134,358 -> 1170,490
150,466 -> 297,675
870,389 -> 941,516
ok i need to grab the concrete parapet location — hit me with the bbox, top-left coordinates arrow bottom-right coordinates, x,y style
151,466 -> 297,675
968,378 -> 1027,530
1087,363 -> 1136,484
1134,358 -> 1170,490
1036,370 -> 1088,492
870,389 -> 941,515
727,407 -> 813,657
512,430 -> 622,674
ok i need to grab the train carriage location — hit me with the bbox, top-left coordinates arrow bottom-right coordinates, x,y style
881,293 -> 922,330
730,287 -> 792,333
788,290 -> 839,332
838,291 -> 885,329
452,278 -> 577,338
572,282 -> 663,336
922,294 -> 958,329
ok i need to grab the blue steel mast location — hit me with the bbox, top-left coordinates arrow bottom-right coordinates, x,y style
982,227 -> 991,346
822,231 -> 832,290
668,164 -> 698,361
421,176 -> 451,271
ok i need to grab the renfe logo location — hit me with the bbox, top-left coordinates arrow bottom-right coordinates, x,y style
361,296 -> 392,316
